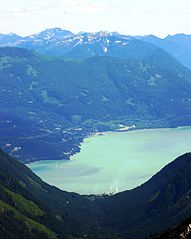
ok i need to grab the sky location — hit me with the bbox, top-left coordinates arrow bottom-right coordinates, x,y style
1,0 -> 191,37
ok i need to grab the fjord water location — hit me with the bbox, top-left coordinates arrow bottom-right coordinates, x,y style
28,127 -> 191,194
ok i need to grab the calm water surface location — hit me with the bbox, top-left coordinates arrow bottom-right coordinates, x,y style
28,127 -> 191,194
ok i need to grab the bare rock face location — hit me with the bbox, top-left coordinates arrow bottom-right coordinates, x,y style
180,224 -> 191,238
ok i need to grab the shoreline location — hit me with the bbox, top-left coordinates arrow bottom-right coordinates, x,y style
88,124 -> 191,138
27,125 -> 191,195
27,125 -> 191,166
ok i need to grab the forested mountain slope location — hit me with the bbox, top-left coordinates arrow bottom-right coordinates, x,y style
1,150 -> 191,238
1,47 -> 191,162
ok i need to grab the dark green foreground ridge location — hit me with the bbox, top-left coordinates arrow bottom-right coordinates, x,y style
1,149 -> 191,238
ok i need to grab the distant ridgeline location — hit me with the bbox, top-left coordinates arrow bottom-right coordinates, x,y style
1,29 -> 191,69
1,30 -> 191,162
1,149 -> 191,238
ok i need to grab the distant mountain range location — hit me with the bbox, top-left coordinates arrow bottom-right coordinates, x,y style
1,28 -> 191,69
1,47 -> 191,162
1,148 -> 191,238
140,34 -> 191,69
0,29 -> 156,61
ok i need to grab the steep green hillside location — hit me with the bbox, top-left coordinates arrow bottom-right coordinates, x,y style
101,153 -> 191,238
1,149 -> 191,238
0,200 -> 57,239
0,148 -> 118,239
150,217 -> 191,238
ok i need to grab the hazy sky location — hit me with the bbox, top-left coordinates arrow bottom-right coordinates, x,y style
1,0 -> 191,37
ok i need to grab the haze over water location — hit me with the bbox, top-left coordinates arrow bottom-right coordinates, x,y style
28,127 -> 191,195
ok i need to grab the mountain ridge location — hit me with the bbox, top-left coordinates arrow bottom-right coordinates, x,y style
100,152 -> 191,238
1,47 -> 191,162
1,28 -> 191,69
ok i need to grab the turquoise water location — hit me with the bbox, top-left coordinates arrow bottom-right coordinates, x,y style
28,127 -> 191,195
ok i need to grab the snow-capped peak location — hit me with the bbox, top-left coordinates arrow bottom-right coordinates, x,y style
30,28 -> 74,40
